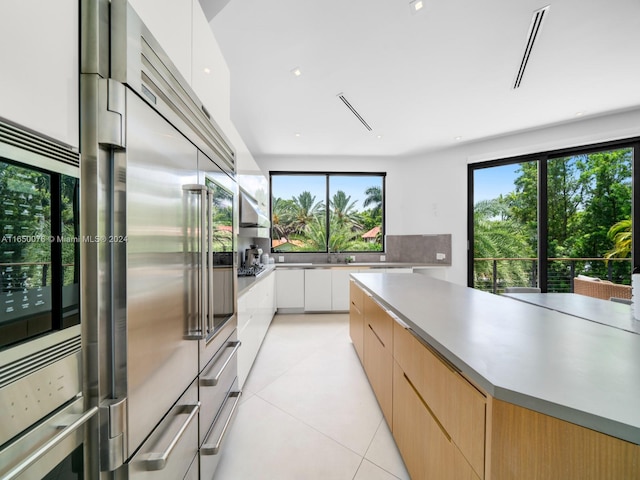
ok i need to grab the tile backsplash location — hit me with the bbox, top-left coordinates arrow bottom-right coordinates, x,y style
385,234 -> 451,265
266,233 -> 451,265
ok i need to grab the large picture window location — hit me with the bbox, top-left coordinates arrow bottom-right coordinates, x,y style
468,139 -> 640,293
270,172 -> 385,253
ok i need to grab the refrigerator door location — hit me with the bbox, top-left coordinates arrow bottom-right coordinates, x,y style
196,151 -> 238,371
122,91 -> 199,456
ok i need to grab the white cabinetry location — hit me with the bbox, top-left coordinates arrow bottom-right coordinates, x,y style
0,0 -> 79,147
276,270 -> 305,310
304,270 -> 333,312
237,271 -> 276,387
331,268 -> 360,311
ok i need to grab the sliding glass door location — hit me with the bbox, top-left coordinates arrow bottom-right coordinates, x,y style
468,140 -> 638,293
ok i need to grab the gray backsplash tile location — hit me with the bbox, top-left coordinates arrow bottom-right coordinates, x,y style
385,234 -> 451,265
269,234 -> 451,265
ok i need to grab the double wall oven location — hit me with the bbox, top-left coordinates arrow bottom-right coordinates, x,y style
0,119 -> 96,479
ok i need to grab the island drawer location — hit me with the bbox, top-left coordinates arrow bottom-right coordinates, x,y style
393,321 -> 486,479
363,292 -> 393,349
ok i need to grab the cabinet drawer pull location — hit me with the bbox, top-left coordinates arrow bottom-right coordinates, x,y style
142,402 -> 200,471
200,341 -> 242,386
368,323 -> 386,348
201,391 -> 242,455
403,372 -> 451,442
386,310 -> 411,330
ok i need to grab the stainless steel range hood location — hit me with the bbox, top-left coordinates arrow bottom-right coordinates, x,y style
239,189 -> 270,237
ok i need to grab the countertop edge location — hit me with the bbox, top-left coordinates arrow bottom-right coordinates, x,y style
237,264 -> 276,297
350,273 -> 640,445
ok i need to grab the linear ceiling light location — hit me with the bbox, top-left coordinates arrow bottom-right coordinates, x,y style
513,5 -> 550,89
337,93 -> 373,131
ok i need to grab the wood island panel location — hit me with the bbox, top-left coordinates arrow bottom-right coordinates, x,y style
348,280 -> 364,362
394,321 -> 486,478
489,398 -> 640,480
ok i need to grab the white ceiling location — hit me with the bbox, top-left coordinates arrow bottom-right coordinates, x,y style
207,0 -> 640,159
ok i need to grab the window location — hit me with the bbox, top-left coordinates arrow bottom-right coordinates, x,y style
468,140 -> 639,293
270,172 -> 385,253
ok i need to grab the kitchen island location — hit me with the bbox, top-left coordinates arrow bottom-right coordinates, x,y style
350,272 -> 640,480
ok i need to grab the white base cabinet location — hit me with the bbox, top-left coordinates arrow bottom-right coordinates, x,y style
304,270 -> 333,312
276,269 -> 305,310
237,271 -> 276,387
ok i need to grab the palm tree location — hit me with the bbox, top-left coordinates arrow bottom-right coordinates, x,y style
473,198 -> 534,289
605,218 -> 631,260
271,196 -> 294,239
330,190 -> 362,229
290,191 -> 324,234
363,186 -> 382,216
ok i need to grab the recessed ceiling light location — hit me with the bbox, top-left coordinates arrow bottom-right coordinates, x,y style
410,0 -> 424,14
203,67 -> 211,74
454,136 -> 462,141
376,134 -> 383,139
294,132 -> 301,137
291,67 -> 302,77
575,111 -> 584,117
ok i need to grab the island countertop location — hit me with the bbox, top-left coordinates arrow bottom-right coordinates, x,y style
351,272 -> 640,445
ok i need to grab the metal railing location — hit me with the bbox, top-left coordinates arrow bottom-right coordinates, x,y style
473,257 -> 632,294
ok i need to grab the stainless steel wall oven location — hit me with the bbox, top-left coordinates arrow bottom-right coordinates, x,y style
0,119 -> 97,479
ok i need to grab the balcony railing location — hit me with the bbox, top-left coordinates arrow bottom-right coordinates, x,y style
473,257 -> 632,294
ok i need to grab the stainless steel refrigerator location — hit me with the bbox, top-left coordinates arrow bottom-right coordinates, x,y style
81,1 -> 240,478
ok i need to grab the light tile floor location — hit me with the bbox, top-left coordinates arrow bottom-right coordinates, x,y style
214,313 -> 410,480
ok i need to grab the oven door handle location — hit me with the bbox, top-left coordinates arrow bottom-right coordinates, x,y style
3,406 -> 98,480
200,341 -> 242,386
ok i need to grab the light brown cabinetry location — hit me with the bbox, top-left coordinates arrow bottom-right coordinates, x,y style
349,280 -> 640,480
489,398 -> 640,480
394,319 -> 484,479
349,280 -> 364,362
362,292 -> 394,427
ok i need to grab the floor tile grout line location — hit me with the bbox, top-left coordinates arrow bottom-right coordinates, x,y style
252,389 -> 381,460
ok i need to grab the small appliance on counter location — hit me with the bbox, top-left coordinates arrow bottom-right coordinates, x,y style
245,245 -> 263,267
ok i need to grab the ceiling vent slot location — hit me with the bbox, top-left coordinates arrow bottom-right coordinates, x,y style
513,5 -> 550,89
337,93 -> 373,131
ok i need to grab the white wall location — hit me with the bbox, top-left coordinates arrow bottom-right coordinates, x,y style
259,108 -> 640,286
403,107 -> 640,286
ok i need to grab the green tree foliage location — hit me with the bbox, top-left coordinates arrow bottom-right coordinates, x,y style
473,198 -> 534,287
290,191 -> 325,235
475,147 -> 633,288
271,181 -> 383,252
605,217 -> 632,259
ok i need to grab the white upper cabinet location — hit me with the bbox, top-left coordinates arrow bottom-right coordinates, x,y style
0,0 -> 79,147
129,0 -> 193,84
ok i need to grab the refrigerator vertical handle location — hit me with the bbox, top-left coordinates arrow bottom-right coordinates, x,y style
207,187 -> 214,337
183,184 -> 207,340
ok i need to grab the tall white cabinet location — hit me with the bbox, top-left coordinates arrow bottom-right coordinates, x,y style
0,0 -> 79,147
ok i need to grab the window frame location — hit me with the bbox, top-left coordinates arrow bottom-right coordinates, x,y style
467,137 -> 640,290
269,171 -> 386,254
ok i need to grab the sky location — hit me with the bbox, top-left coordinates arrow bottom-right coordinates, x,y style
473,164 -> 521,203
271,175 -> 383,211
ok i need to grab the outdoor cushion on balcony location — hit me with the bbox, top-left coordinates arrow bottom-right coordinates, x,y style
573,276 -> 632,300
